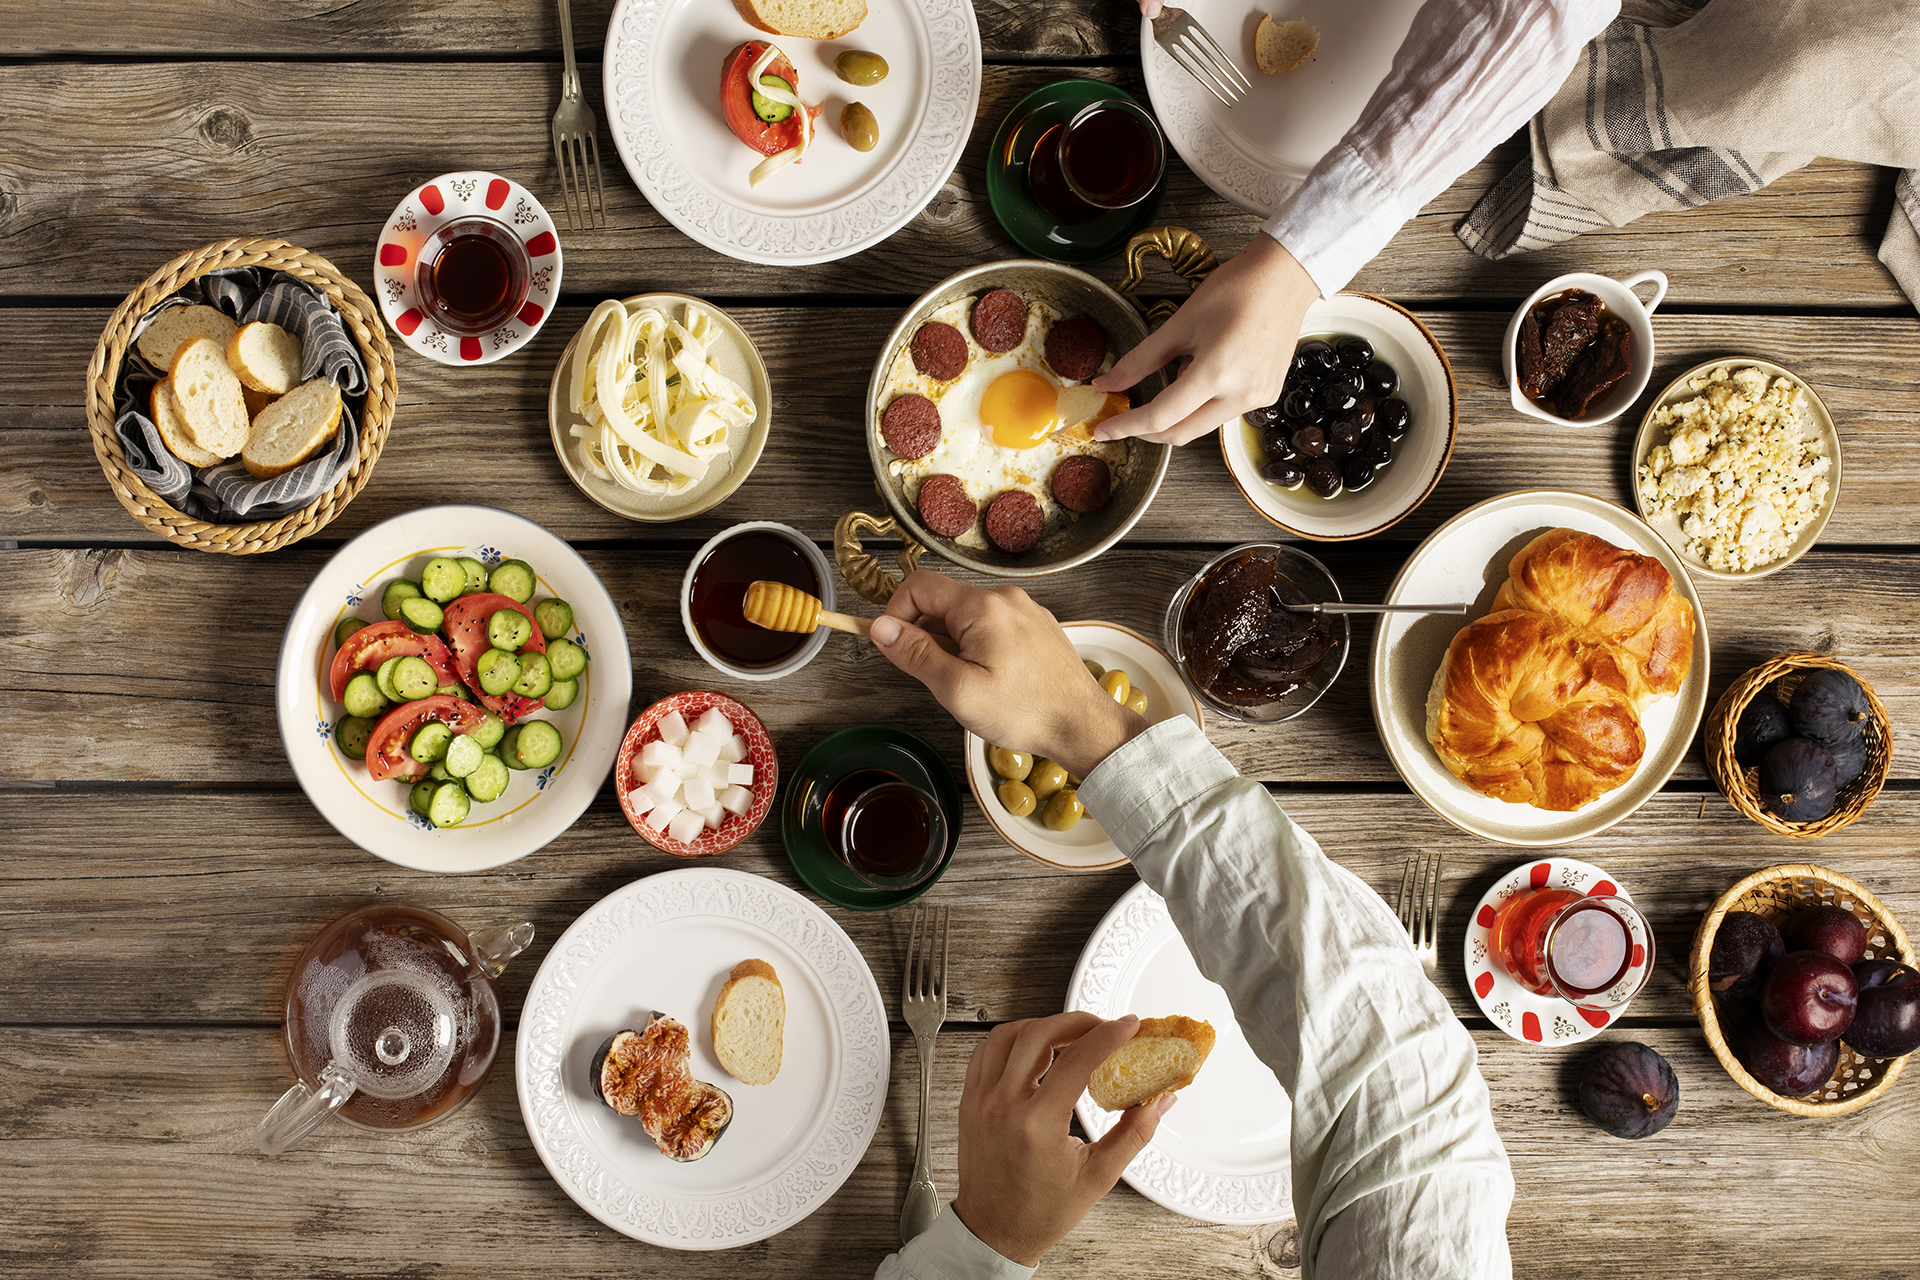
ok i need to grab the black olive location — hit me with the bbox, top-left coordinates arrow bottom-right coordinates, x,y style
1261,459 -> 1305,488
1292,425 -> 1328,458
1260,427 -> 1296,460
1377,397 -> 1412,438
1316,381 -> 1358,413
1244,401 -> 1282,427
1328,417 -> 1360,452
1336,336 -> 1374,367
1341,454 -> 1376,490
1347,397 -> 1376,431
1364,360 -> 1398,397
1305,460 -> 1343,498
1363,429 -> 1393,463
1281,412 -> 1325,434
1281,387 -> 1317,420
1297,339 -> 1338,372
1331,367 -> 1365,395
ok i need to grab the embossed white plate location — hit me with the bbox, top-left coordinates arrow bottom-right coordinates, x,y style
602,0 -> 981,265
1139,0 -> 1425,214
515,866 -> 889,1249
1464,858 -> 1640,1047
1068,882 -> 1293,1226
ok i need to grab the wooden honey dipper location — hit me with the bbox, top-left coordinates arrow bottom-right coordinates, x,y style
742,581 -> 960,654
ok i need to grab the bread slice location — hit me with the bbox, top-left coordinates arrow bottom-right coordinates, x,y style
711,958 -> 785,1086
1255,16 -> 1319,75
148,379 -> 223,468
167,336 -> 250,459
227,320 -> 304,395
242,377 -> 342,479
1087,1016 -> 1215,1111
242,385 -> 280,420
732,0 -> 865,40
135,304 -> 238,370
1055,387 -> 1130,443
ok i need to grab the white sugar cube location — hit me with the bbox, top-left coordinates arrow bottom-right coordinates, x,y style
642,795 -> 684,831
718,734 -> 748,764
636,775 -> 679,811
635,761 -> 664,788
657,711 -> 690,747
667,810 -> 706,844
699,762 -> 728,786
693,708 -> 734,739
682,729 -> 722,768
640,738 -> 681,768
681,777 -> 716,811
700,803 -> 728,830
726,763 -> 755,787
673,756 -> 703,779
718,785 -> 753,816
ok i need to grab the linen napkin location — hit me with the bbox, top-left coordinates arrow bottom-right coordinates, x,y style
1456,0 -> 1920,307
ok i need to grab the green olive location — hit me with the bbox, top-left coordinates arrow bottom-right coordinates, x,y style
835,50 -> 890,86
1028,758 -> 1068,801
997,779 -> 1037,818
987,745 -> 1033,782
1042,788 -> 1086,832
1100,669 -> 1131,705
1083,659 -> 1106,680
840,102 -> 879,153
1125,688 -> 1149,717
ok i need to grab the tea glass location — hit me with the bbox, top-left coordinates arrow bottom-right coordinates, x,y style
414,216 -> 531,336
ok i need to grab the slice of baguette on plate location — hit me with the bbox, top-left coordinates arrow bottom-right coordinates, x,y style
168,336 -> 251,460
732,0 -> 866,40
242,377 -> 342,478
227,320 -> 304,395
1255,16 -> 1318,75
135,304 -> 238,370
148,379 -> 223,468
1087,1015 -> 1215,1111
711,958 -> 785,1086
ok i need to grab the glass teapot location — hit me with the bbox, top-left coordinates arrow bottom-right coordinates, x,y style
255,903 -> 532,1155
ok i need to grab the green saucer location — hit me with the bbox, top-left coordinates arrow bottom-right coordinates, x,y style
986,79 -> 1166,266
780,725 -> 962,912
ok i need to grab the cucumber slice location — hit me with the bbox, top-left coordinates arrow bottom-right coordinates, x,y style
458,558 -> 490,595
428,782 -> 471,828
410,780 -> 438,819
410,721 -> 453,764
342,672 -> 391,719
543,678 -> 578,711
477,648 -> 521,697
399,596 -> 445,634
374,656 -> 404,702
430,760 -> 456,782
421,557 -> 468,604
393,655 -> 438,701
534,598 -> 575,640
488,609 -> 533,652
470,710 -> 506,750
514,720 -> 563,770
333,616 -> 369,648
497,726 -> 531,770
510,652 -> 553,699
334,715 -> 375,760
752,73 -> 794,123
489,559 -> 537,603
445,733 -> 485,778
466,753 -> 510,802
546,637 -> 587,681
381,579 -> 423,620
437,682 -> 471,702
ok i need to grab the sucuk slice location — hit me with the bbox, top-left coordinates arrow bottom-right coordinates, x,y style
441,593 -> 549,723
916,473 -> 976,538
1043,315 -> 1109,382
1049,455 -> 1111,513
910,321 -> 969,381
970,289 -> 1028,353
983,490 -> 1044,553
591,1013 -> 734,1162
881,394 -> 942,460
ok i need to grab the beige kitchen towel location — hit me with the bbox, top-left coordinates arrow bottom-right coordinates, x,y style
1458,0 -> 1920,305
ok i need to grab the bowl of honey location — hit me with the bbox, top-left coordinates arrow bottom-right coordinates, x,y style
682,522 -> 835,681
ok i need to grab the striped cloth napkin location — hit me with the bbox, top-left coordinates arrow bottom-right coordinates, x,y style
114,266 -> 370,522
1457,0 -> 1920,306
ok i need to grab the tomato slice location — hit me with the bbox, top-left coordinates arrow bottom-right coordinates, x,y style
364,695 -> 486,783
720,41 -> 820,158
328,620 -> 459,703
441,593 -> 549,724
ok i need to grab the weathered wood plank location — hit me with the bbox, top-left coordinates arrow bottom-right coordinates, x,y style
3,789 -> 1915,1027
6,307 -> 1918,547
0,60 -> 1906,305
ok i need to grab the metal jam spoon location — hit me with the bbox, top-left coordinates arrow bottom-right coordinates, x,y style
1278,601 -> 1471,615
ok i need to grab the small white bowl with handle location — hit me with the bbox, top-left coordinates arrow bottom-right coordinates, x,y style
1502,270 -> 1668,426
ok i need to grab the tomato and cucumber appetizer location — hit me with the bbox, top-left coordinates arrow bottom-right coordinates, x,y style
721,41 -> 822,185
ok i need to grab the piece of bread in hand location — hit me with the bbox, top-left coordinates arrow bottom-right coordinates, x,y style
242,376 -> 342,479
148,379 -> 223,468
711,958 -> 785,1086
1255,15 -> 1319,75
732,0 -> 865,40
1087,1016 -> 1215,1111
227,320 -> 304,395
135,304 -> 239,371
167,336 -> 251,460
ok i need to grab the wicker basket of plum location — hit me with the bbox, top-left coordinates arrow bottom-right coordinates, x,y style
1705,654 -> 1891,838
1690,865 -> 1916,1117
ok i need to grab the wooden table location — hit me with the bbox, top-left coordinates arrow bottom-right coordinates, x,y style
5,4 -> 1918,1276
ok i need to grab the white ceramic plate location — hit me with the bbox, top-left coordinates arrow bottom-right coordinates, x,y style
965,623 -> 1203,872
1465,858 -> 1641,1047
1369,490 -> 1710,846
1139,0 -> 1425,213
1068,881 -> 1292,1225
547,294 -> 774,523
516,866 -> 889,1249
602,0 -> 981,266
1219,292 -> 1457,540
1630,357 -> 1842,583
274,504 -> 632,873
373,171 -> 561,366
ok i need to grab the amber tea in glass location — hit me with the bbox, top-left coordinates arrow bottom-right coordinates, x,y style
1027,99 -> 1165,224
823,769 -> 947,890
1490,888 -> 1651,1009
414,216 -> 530,335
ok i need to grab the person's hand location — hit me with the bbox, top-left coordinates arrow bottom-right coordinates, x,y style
1092,235 -> 1319,446
951,1012 -> 1174,1266
1138,0 -> 1164,16
868,572 -> 1144,779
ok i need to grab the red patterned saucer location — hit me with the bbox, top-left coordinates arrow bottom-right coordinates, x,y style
615,691 -> 778,858
373,170 -> 561,367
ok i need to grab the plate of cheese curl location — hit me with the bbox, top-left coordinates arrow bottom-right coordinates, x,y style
547,293 -> 773,523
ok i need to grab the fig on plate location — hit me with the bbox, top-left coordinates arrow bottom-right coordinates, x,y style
1708,911 -> 1786,1003
1843,960 -> 1920,1059
1780,903 -> 1867,966
590,1013 -> 734,1162
1732,696 -> 1792,768
1760,951 -> 1857,1047
1757,738 -> 1838,823
1576,1041 -> 1679,1138
1789,669 -> 1870,749
1727,1008 -> 1840,1097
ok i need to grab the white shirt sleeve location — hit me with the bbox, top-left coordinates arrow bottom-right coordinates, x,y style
873,1205 -> 1036,1280
1262,0 -> 1621,297
1077,716 -> 1515,1280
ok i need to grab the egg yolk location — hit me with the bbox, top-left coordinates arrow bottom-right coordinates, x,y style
980,368 -> 1060,449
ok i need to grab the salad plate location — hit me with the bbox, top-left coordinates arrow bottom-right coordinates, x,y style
517,866 -> 888,1249
602,0 -> 981,265
275,504 -> 632,873
1465,858 -> 1642,1047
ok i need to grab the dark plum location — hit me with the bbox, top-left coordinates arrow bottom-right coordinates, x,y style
1335,335 -> 1374,367
1376,398 -> 1411,438
1708,911 -> 1786,1003
1789,669 -> 1871,749
1577,1041 -> 1679,1138
1728,1010 -> 1839,1097
1761,951 -> 1857,1046
1731,697 -> 1793,768
1844,960 -> 1920,1058
1340,455 -> 1375,490
1261,459 -> 1306,489
1780,904 -> 1867,966
1363,360 -> 1398,397
1304,461 -> 1342,498
1757,738 -> 1838,823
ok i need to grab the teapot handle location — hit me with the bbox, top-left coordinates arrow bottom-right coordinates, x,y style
256,1062 -> 357,1155
468,921 -> 535,978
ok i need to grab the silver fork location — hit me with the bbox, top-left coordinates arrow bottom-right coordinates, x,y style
551,0 -> 605,229
1396,853 -> 1443,980
1150,7 -> 1253,108
899,903 -> 950,1246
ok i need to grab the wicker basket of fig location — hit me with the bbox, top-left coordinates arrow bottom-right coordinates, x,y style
1690,864 -> 1917,1117
1704,653 -> 1891,837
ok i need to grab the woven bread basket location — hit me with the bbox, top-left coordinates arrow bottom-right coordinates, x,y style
85,237 -> 398,554
1690,864 -> 1913,1116
1704,653 -> 1891,837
